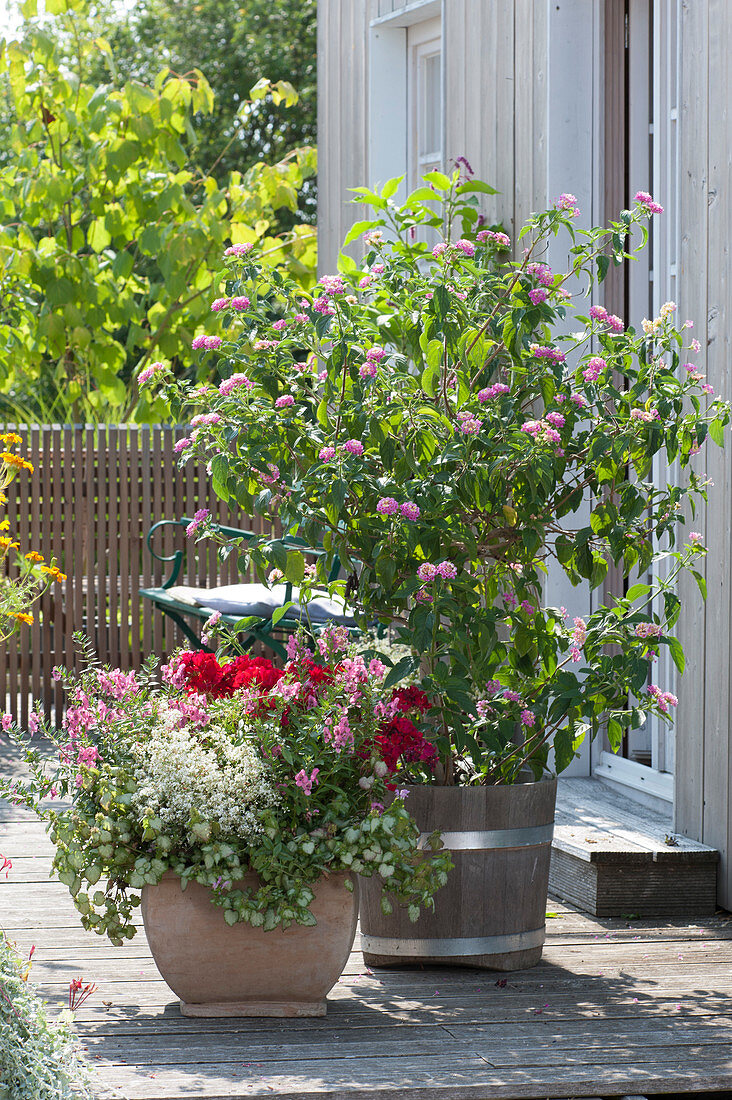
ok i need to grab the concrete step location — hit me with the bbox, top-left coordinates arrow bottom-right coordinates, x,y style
550,777 -> 719,918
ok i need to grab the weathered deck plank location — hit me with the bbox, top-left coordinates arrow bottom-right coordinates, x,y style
2,801 -> 732,1100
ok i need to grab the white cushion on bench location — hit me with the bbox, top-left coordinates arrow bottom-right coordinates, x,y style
166,583 -> 356,626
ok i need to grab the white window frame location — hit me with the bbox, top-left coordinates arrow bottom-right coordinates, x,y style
407,16 -> 442,190
368,1 -> 442,205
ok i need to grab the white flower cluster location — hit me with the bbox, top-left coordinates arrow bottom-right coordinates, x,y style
131,713 -> 278,842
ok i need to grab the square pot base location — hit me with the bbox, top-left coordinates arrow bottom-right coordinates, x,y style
179,999 -> 327,1018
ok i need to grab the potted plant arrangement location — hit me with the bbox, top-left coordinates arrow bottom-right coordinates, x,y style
142,172 -> 725,970
2,627 -> 450,1015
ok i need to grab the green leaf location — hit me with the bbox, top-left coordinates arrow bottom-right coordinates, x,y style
284,550 -> 305,585
249,77 -> 271,101
455,180 -> 498,195
421,361 -> 440,398
88,217 -> 112,253
211,454 -> 230,502
383,655 -> 418,690
271,602 -> 294,626
667,635 -> 685,674
381,176 -> 402,200
343,219 -> 380,247
625,582 -> 652,602
422,170 -> 452,191
709,419 -> 725,446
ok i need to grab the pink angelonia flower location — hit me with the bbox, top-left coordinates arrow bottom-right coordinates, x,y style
28,712 -> 40,735
295,767 -> 320,796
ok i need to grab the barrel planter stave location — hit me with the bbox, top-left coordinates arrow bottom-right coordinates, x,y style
359,779 -> 556,970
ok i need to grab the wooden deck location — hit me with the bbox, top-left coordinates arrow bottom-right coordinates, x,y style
3,786 -> 732,1099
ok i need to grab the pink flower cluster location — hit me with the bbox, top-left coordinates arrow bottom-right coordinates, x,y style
342,439 -> 364,457
529,288 -> 548,305
476,229 -> 511,249
190,412 -> 222,427
545,411 -> 565,429
648,684 -> 678,713
224,242 -> 254,257
689,531 -> 704,545
554,192 -> 580,217
569,617 -> 586,662
219,373 -> 252,396
138,361 -> 166,386
192,334 -> 223,350
400,501 -> 420,521
275,395 -> 294,408
319,446 -> 336,462
582,356 -> 607,382
376,497 -> 398,516
635,622 -> 662,640
272,319 -> 288,332
173,437 -> 191,453
432,243 -> 448,258
186,508 -> 210,538
211,297 -> 229,311
416,560 -> 457,583
457,411 -> 482,435
630,407 -> 661,423
319,274 -> 345,296
231,296 -> 250,311
254,339 -> 279,352
527,262 -> 554,288
455,239 -> 475,257
478,382 -> 510,402
531,344 -> 565,364
589,305 -> 624,333
313,295 -> 335,316
634,190 -> 664,215
520,419 -> 562,445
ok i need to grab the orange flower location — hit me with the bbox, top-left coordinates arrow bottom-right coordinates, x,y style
40,565 -> 66,582
0,536 -> 19,550
10,612 -> 33,625
0,432 -> 22,446
24,551 -> 44,563
0,452 -> 33,473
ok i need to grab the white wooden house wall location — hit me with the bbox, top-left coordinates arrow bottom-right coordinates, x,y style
675,0 -> 732,908
317,0 -> 732,905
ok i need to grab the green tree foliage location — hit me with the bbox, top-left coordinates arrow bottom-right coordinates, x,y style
71,0 -> 317,213
0,0 -> 316,423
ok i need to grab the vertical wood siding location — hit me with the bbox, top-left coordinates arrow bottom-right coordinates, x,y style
317,0 -> 550,271
675,0 -> 732,907
0,426 -> 269,725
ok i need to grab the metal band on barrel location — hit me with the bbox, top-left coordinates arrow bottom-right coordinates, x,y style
418,824 -> 554,851
360,926 -> 546,957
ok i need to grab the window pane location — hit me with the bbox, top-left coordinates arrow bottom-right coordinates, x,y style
419,52 -> 441,159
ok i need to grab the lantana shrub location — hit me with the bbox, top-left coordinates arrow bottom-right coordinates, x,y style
2,628 -> 449,944
147,172 -> 728,782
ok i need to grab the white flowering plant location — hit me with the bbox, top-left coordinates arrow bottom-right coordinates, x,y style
144,172 -> 728,783
1,628 -> 450,944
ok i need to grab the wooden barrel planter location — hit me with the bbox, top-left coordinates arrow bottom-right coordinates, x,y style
359,778 -> 557,971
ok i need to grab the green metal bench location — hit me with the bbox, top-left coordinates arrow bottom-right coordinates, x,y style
139,518 -> 348,660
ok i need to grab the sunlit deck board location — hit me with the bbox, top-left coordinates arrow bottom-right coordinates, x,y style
2,781 -> 732,1099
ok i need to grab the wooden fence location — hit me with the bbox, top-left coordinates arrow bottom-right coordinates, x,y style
1,425 -> 271,726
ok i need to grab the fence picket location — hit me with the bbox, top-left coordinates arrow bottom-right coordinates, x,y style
0,425 -> 259,724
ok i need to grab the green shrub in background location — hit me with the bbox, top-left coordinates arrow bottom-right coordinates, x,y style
0,0 -> 316,425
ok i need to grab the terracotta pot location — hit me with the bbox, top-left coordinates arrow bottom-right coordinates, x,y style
141,871 -> 358,1017
359,778 -> 556,971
